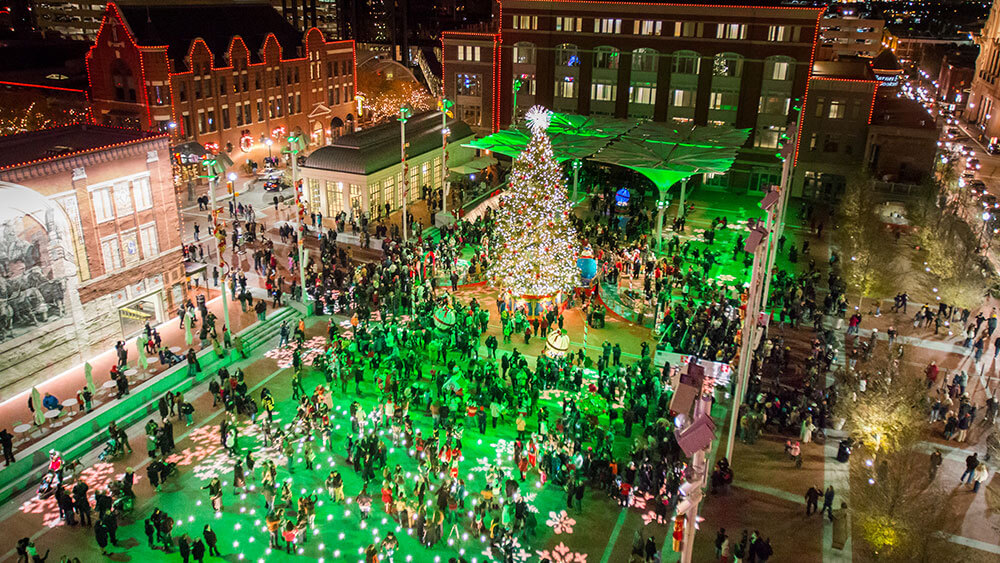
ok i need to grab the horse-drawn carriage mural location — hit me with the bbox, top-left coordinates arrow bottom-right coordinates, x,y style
0,209 -> 69,342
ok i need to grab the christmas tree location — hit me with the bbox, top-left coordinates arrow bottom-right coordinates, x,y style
489,106 -> 579,297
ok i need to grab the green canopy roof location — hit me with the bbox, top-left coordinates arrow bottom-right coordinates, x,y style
466,111 -> 749,191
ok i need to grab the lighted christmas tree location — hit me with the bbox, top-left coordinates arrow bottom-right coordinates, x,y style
489,106 -> 579,298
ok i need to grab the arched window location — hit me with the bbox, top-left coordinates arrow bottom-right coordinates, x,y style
512,42 -> 536,65
111,59 -> 136,102
555,43 -> 580,67
593,46 -> 619,70
671,51 -> 701,75
632,48 -> 658,73
764,55 -> 795,81
713,53 -> 743,78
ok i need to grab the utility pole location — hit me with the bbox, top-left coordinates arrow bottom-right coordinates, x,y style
200,145 -> 233,341
286,132 -> 308,304
399,106 -> 412,240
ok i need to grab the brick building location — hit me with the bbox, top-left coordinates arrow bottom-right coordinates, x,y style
441,0 -> 826,193
86,2 -> 357,163
0,124 -> 184,396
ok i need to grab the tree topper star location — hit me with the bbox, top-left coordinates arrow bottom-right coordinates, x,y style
525,105 -> 551,134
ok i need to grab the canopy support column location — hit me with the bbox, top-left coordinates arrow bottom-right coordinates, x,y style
676,178 -> 688,220
572,160 -> 580,201
656,190 -> 667,251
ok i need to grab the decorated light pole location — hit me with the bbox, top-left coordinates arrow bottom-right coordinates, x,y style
438,98 -> 454,218
200,144 -> 234,340
399,106 -> 412,241
286,131 -> 309,304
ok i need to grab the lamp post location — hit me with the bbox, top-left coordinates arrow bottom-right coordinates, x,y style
438,98 -> 454,220
201,148 -> 234,341
399,106 -> 412,241
265,137 -> 273,160
286,132 -> 309,304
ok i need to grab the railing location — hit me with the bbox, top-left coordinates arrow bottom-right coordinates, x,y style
872,180 -> 923,197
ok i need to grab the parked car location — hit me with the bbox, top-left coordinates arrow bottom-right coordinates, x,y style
967,158 -> 981,170
946,127 -> 959,139
263,179 -> 289,192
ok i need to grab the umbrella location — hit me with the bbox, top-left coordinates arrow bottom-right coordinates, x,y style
84,362 -> 96,394
184,313 -> 193,346
31,387 -> 44,425
136,336 -> 148,370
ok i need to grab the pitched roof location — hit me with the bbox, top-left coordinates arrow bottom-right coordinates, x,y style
304,112 -> 474,176
116,2 -> 303,69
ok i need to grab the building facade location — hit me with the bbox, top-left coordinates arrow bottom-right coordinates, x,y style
86,2 -> 357,157
816,13 -> 886,61
442,0 -> 826,193
966,0 -> 1000,144
301,111 -> 475,222
34,0 -> 105,41
0,125 -> 184,397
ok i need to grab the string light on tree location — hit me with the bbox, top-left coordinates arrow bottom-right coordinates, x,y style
488,105 -> 579,300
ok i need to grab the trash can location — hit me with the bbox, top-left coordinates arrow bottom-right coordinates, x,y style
836,439 -> 852,463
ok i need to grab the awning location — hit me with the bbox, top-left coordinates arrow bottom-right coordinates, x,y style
449,156 -> 498,175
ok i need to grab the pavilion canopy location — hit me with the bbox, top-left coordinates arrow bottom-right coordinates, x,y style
466,111 -> 750,191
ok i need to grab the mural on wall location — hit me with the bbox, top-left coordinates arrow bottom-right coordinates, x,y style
0,191 -> 73,342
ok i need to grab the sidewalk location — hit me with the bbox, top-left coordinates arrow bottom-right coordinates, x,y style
0,286 -> 270,459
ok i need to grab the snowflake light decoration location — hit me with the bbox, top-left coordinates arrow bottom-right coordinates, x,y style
545,510 -> 577,534
536,542 -> 588,563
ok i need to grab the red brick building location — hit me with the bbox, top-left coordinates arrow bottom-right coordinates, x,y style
0,124 -> 183,396
86,2 -> 357,159
442,0 -> 826,192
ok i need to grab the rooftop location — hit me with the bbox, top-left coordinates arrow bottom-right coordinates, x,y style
871,94 -> 937,131
303,112 -> 473,176
0,124 -> 165,171
812,60 -> 877,81
115,1 -> 303,69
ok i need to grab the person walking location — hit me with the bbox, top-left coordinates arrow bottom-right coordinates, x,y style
929,449 -> 943,481
822,486 -> 835,521
805,485 -> 821,516
960,453 -> 979,485
0,428 -> 15,466
973,462 -> 990,492
203,525 -> 220,556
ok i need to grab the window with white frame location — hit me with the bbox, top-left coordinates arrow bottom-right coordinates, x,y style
113,182 -> 132,216
629,84 -> 657,104
771,60 -> 791,81
555,16 -> 582,32
516,74 -> 537,95
512,15 -> 538,30
755,127 -> 780,148
139,224 -> 159,258
594,18 -> 621,34
672,51 -> 701,75
828,100 -> 846,119
590,81 -> 617,102
512,42 -> 536,65
709,91 -> 739,111
92,187 -> 113,222
671,89 -> 696,107
674,21 -> 701,38
716,24 -> 747,40
457,46 -> 482,62
132,175 -> 153,211
759,94 -> 790,115
100,236 -> 122,272
634,20 -> 663,36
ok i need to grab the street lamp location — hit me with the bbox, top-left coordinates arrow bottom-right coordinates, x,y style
264,138 -> 273,160
285,132 -> 309,305
398,106 -> 413,241
200,148 -> 235,342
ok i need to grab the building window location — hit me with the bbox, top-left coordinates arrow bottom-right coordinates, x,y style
222,107 -> 231,129
139,223 -> 159,258
100,236 -> 122,272
634,20 -> 663,36
555,16 -> 582,32
236,105 -> 244,126
674,21 -> 701,38
828,100 -> 845,119
182,114 -> 192,136
555,78 -> 578,99
672,51 -> 701,75
716,24 -> 747,40
759,95 -> 790,115
325,181 -> 344,215
512,15 -> 537,30
590,81 -> 617,102
257,100 -> 264,122
713,53 -> 743,77
555,44 -> 580,67
594,18 -> 621,34
632,48 -> 658,73
515,74 -> 537,95
132,176 -> 152,211
456,73 -> 482,96
709,91 -> 738,111
218,76 -> 227,96
593,47 -> 619,70
512,42 -> 536,65
207,109 -> 217,131
178,82 -> 187,102
461,106 -> 482,127
671,89 -> 696,107
92,187 -> 113,222
111,60 -> 136,102
768,25 -> 789,42
457,46 -> 482,62
823,135 -> 839,153
629,84 -> 656,104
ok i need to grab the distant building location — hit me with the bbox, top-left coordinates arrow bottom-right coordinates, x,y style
442,0 -> 827,193
937,48 -> 976,112
817,13 -> 886,61
34,0 -> 105,41
966,0 -> 1000,145
0,124 -> 183,396
86,2 -> 357,168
